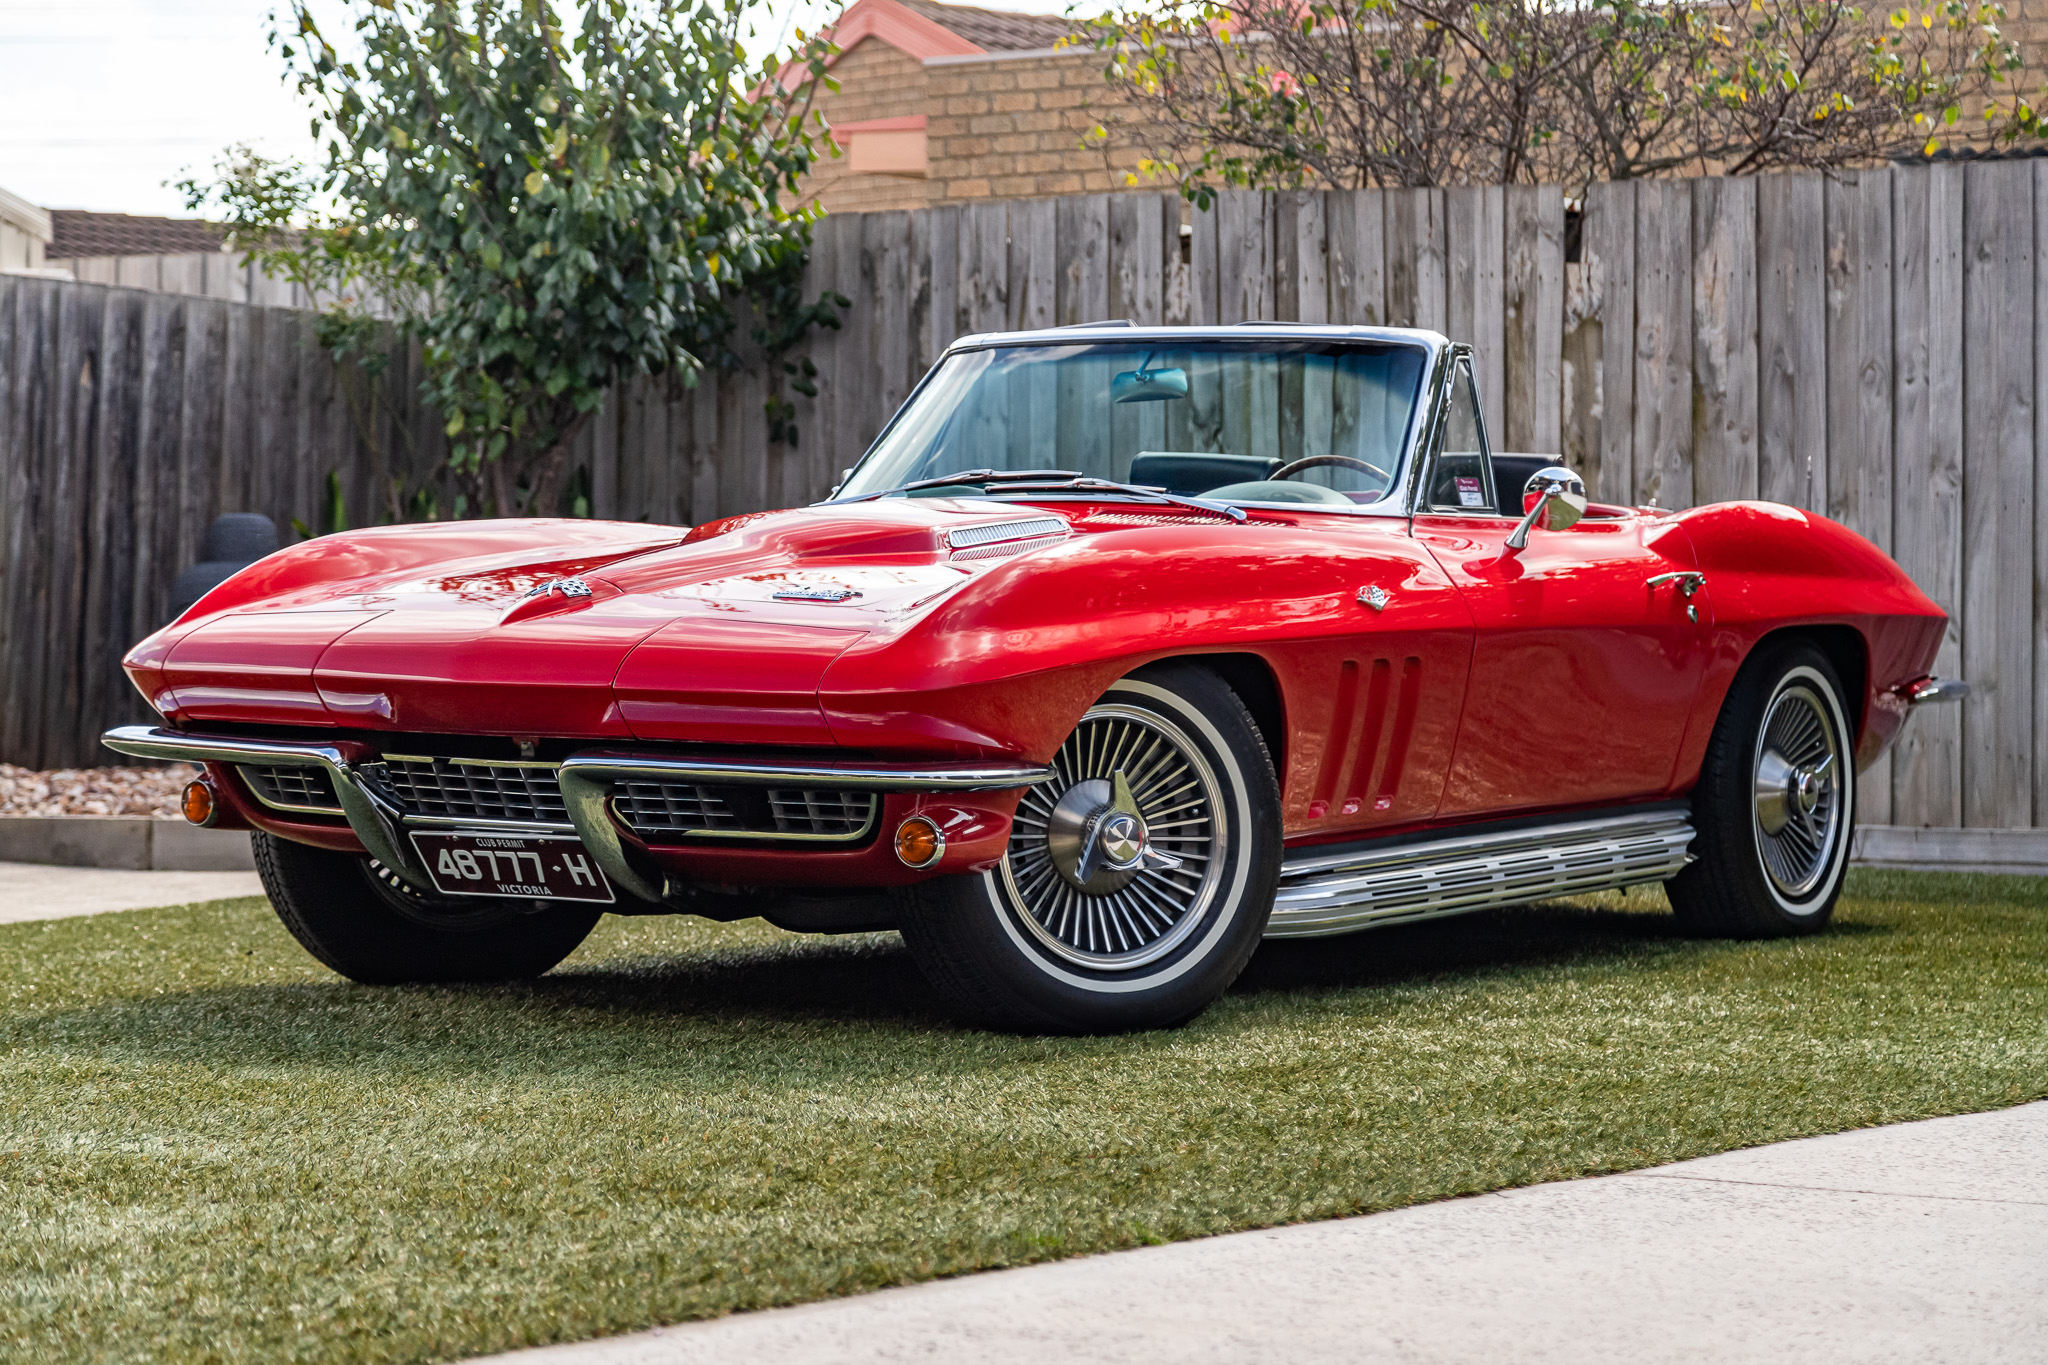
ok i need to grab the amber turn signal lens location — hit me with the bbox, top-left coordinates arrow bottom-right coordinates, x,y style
180,779 -> 216,827
894,815 -> 944,869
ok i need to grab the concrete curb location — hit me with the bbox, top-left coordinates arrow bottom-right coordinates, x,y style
0,817 -> 254,871
1850,824 -> 2048,876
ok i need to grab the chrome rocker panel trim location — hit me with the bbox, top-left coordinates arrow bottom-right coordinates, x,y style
105,725 -> 1057,909
1265,807 -> 1696,938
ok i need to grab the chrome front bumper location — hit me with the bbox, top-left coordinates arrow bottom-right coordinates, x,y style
104,725 -> 1055,904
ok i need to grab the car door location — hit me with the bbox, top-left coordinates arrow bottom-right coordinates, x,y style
1411,356 -> 1712,818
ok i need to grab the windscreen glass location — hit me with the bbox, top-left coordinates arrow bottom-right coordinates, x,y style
837,340 -> 1428,508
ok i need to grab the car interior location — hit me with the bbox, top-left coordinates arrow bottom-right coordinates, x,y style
1125,448 -> 1561,517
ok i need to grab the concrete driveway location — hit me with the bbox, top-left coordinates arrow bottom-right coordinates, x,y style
488,1101 -> 2048,1365
0,859 -> 263,923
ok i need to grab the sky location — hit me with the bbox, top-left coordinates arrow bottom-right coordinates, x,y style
0,0 -> 1083,219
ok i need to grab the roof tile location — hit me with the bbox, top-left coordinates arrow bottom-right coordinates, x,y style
48,211 -> 222,259
896,0 -> 1078,51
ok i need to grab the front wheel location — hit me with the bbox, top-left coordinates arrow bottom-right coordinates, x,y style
1668,641 -> 1855,937
893,665 -> 1282,1033
252,832 -> 601,984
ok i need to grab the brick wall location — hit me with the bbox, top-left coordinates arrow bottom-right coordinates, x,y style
797,40 -> 934,213
795,40 -> 1165,212
924,48 -> 1159,202
2008,0 -> 2048,98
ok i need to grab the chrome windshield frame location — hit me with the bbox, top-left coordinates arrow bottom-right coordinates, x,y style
826,324 -> 1454,519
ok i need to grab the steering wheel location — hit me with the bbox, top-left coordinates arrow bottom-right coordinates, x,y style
1271,454 -> 1392,484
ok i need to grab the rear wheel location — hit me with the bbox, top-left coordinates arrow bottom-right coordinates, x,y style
1668,641 -> 1854,937
252,832 -> 601,984
893,666 -> 1282,1033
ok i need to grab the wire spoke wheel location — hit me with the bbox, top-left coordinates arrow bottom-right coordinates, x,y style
1749,680 -> 1845,901
999,702 -> 1226,971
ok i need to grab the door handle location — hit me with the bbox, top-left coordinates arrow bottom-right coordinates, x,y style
1645,571 -> 1706,597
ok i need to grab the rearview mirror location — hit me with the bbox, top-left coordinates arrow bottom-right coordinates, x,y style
1506,466 -> 1587,549
1111,366 -> 1189,404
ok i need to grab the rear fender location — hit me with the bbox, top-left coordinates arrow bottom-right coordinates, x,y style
1669,502 -> 1946,784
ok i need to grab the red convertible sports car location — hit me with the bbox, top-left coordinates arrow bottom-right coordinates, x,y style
107,324 -> 1963,1033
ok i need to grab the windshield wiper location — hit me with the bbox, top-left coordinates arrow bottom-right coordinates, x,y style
835,468 -> 1249,522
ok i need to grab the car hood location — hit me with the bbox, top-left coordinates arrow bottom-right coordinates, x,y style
138,500 -> 1077,742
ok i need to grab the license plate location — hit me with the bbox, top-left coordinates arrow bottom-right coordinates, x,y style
409,832 -> 615,904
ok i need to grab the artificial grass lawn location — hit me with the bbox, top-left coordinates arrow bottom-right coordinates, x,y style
2,871 -> 2044,1364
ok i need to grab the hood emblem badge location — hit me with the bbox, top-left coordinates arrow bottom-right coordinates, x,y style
1357,584 -> 1391,612
773,584 -> 862,603
527,577 -> 594,599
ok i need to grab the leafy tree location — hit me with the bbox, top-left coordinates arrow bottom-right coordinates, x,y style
1080,0 -> 2043,197
185,0 -> 839,519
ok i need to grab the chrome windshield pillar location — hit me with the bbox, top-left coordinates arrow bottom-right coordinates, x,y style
101,724 -> 436,887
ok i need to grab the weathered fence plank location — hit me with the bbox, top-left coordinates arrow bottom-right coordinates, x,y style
2035,160 -> 2048,828
1632,179 -> 1692,508
1690,176 -> 1758,507
1055,194 -> 1109,328
1503,183 -> 1563,455
1960,161 -> 2036,830
1821,171 -> 1899,824
1757,174 -> 1827,512
1582,179 -> 1636,506
1326,189 -> 1384,328
1889,163 -> 1967,829
1446,185 -> 1508,439
1107,194 -> 1167,326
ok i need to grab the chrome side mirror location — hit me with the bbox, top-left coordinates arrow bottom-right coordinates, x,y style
1505,466 -> 1588,549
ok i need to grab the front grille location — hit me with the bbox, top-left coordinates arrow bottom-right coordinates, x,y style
364,757 -> 568,824
766,789 -> 876,837
614,782 -> 876,841
239,764 -> 342,814
256,744 -> 879,843
613,781 -> 740,833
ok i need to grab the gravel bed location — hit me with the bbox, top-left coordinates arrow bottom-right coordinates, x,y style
0,763 -> 200,818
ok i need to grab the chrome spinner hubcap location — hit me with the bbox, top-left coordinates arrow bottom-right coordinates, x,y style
1750,681 -> 1843,901
1044,771 -> 1182,896
1001,703 -> 1224,971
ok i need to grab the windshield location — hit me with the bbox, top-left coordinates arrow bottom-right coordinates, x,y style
837,339 -> 1429,509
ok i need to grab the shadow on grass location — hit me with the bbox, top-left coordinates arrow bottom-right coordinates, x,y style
2,894 -> 1830,1082
1242,897 -> 1899,995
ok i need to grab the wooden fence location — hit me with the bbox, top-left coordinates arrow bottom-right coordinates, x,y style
1,162 -> 2042,839
61,251 -> 318,308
